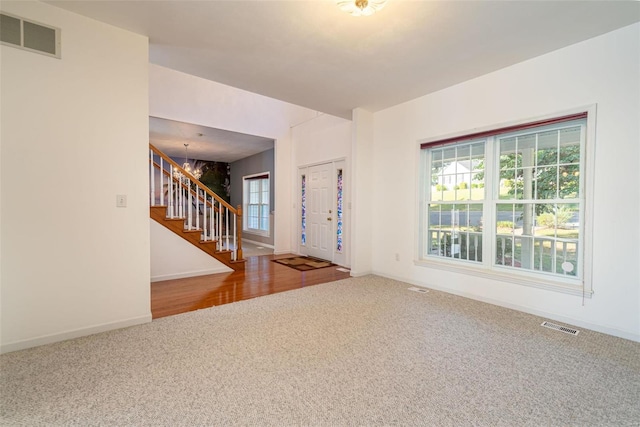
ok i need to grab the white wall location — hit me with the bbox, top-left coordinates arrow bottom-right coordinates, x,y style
0,2 -> 151,352
371,23 -> 640,341
291,113 -> 352,265
351,108 -> 374,276
293,113 -> 351,167
150,65 -> 319,255
150,220 -> 231,282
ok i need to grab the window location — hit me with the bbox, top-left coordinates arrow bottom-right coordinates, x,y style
244,174 -> 269,235
420,112 -> 591,294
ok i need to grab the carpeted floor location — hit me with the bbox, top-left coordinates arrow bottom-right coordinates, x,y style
1,275 -> 639,426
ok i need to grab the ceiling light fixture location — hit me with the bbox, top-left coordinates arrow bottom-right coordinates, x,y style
174,143 -> 202,181
337,0 -> 387,16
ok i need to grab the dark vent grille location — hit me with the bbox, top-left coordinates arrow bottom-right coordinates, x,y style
1,14 -> 21,45
0,13 -> 59,58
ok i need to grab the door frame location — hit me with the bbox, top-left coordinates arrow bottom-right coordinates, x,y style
297,158 -> 349,267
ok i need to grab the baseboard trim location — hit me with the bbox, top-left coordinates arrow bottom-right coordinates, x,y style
151,266 -> 232,282
372,271 -> 640,343
1,314 -> 152,354
350,270 -> 373,278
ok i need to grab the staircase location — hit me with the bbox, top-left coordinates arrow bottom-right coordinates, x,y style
149,144 -> 245,271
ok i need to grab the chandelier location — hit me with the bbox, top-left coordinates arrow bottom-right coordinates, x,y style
174,143 -> 202,181
337,0 -> 387,16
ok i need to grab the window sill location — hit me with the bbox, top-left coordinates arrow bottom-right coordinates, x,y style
413,258 -> 592,298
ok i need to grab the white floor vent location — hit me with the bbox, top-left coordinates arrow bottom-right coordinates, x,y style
407,287 -> 429,294
541,321 -> 579,336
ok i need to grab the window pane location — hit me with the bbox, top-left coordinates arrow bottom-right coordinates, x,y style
535,167 -> 558,200
248,202 -> 259,229
559,165 -> 579,199
499,137 -> 518,200
500,137 -> 517,170
499,172 -> 515,200
431,174 -> 442,201
516,134 -> 536,168
516,167 -> 536,200
427,204 -> 443,256
534,203 -> 558,237
559,126 -> 581,163
460,203 -> 483,262
432,149 -> 443,169
442,147 -> 456,166
536,130 -> 558,166
261,177 -> 269,202
470,143 -> 485,201
261,205 -> 269,231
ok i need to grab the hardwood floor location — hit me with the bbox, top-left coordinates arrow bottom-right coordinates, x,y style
151,254 -> 351,319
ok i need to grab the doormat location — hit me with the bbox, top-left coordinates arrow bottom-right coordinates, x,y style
272,256 -> 337,272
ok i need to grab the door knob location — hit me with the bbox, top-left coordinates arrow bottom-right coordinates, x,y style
327,217 -> 332,221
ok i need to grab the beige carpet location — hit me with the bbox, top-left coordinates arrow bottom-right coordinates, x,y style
1,275 -> 639,426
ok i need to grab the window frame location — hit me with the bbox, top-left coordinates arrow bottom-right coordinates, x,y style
243,173 -> 270,236
416,107 -> 596,297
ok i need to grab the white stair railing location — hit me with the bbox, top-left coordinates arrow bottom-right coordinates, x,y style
149,144 -> 243,261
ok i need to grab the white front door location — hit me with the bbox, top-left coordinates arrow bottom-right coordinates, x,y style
307,163 -> 333,261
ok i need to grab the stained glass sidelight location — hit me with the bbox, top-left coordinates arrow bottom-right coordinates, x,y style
336,169 -> 343,252
301,175 -> 306,245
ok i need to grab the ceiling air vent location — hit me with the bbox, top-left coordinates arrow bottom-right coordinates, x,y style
1,12 -> 60,58
541,321 -> 579,336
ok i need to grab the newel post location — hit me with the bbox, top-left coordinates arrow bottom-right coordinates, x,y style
236,205 -> 243,260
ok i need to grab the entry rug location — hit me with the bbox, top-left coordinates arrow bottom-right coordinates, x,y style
272,256 -> 337,271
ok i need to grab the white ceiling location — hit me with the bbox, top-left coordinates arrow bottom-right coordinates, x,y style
149,117 -> 274,163
46,1 -> 640,120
